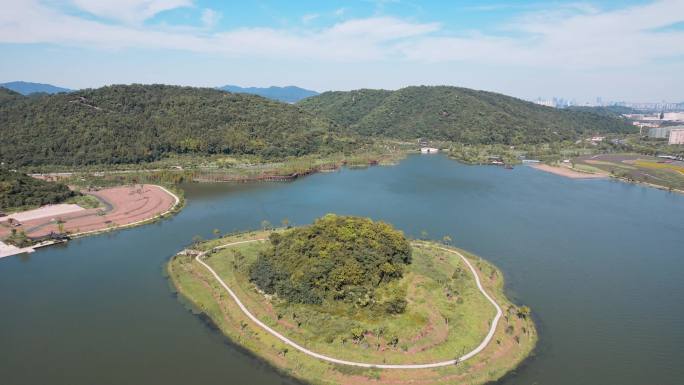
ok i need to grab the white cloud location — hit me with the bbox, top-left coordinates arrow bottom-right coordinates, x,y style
0,2 -> 439,61
400,0 -> 684,69
201,8 -> 220,28
69,0 -> 193,24
301,13 -> 319,23
0,0 -> 682,71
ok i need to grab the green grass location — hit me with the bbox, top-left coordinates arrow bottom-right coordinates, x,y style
66,194 -> 102,209
202,240 -> 492,363
576,153 -> 684,191
168,231 -> 537,385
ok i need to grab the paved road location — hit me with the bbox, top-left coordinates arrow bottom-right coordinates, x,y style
195,239 -> 503,369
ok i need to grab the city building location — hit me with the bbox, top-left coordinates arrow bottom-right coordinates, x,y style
668,127 -> 684,145
663,113 -> 684,122
648,127 -> 672,139
534,99 -> 555,107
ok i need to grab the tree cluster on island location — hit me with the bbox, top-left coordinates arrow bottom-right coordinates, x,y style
249,214 -> 411,314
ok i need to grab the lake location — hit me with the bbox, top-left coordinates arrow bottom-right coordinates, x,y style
1,154 -> 683,385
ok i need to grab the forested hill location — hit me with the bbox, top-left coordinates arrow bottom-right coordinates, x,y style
0,87 -> 23,103
0,170 -> 77,211
297,86 -> 635,144
0,84 -> 344,167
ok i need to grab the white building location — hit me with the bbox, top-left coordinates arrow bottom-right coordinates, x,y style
420,147 -> 439,154
668,128 -> 684,145
663,113 -> 684,122
648,127 -> 672,139
534,99 -> 555,107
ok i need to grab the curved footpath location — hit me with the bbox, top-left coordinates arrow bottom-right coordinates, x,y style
195,239 -> 503,369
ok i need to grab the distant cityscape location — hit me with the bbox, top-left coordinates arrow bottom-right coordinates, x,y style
530,95 -> 684,145
533,96 -> 684,112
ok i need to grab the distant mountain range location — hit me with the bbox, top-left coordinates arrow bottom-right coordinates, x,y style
217,85 -> 318,103
0,81 -> 72,95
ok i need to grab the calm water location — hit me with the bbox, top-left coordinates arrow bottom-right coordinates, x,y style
1,154 -> 683,385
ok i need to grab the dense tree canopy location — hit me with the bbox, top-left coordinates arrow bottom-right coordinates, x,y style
0,84 -> 348,167
0,170 -> 77,210
1,84 -> 639,169
298,86 -> 636,144
250,215 -> 411,311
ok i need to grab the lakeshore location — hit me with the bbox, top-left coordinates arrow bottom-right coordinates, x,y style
530,163 -> 607,179
1,155 -> 683,385
0,184 -> 180,258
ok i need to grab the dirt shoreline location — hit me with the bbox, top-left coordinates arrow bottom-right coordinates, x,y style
530,164 -> 607,179
0,184 -> 180,257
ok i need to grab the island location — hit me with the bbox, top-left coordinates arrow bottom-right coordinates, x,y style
168,214 -> 536,385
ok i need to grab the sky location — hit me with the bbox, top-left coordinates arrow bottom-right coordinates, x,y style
1,0 -> 683,103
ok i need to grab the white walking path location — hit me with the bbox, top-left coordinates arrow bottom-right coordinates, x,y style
195,239 -> 503,369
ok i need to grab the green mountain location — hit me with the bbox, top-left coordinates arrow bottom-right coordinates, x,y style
0,81 -> 72,95
565,105 -> 637,118
298,86 -> 635,144
0,87 -> 23,103
0,84 -> 343,167
218,85 -> 319,103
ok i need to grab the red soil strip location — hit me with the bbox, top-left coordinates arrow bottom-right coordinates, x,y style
0,184 -> 176,239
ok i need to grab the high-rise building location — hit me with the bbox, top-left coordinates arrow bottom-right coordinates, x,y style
668,128 -> 684,145
648,127 -> 672,139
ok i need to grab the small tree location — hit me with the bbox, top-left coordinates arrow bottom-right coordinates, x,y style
192,235 -> 203,247
351,327 -> 365,342
517,305 -> 531,319
261,220 -> 272,231
442,235 -> 452,245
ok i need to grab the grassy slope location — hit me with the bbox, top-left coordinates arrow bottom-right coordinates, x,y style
168,231 -> 537,385
298,86 -> 635,144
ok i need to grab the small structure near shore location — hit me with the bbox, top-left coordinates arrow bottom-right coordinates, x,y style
420,147 -> 439,154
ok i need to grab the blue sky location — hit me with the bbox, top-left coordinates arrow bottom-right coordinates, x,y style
1,0 -> 683,102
